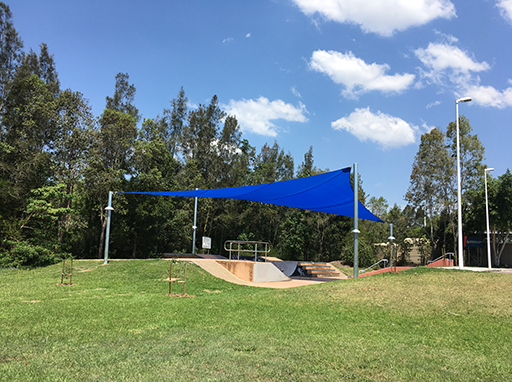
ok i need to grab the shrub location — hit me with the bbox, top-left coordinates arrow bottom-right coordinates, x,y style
0,240 -> 63,268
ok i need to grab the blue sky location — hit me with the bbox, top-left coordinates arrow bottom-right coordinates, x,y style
10,0 -> 512,207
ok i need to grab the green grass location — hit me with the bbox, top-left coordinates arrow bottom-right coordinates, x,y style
1,260 -> 512,381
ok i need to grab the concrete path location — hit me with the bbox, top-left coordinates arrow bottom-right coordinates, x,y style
450,267 -> 512,274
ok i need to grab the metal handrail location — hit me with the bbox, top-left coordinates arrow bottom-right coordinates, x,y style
359,259 -> 388,273
223,240 -> 272,261
427,252 -> 453,264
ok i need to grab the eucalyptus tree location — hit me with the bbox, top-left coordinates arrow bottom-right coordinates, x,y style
84,73 -> 139,258
0,74 -> 57,213
105,72 -> 139,121
53,90 -> 95,246
179,96 -> 225,187
465,169 -> 512,266
296,146 -> 316,178
446,116 -> 485,258
205,114 -> 256,253
252,141 -> 294,184
0,41 -> 61,209
85,109 -> 137,258
446,116 -> 485,195
406,117 -> 485,258
280,147 -> 329,262
36,43 -> 60,96
124,118 -> 187,257
160,87 -> 188,157
405,128 -> 454,257
233,141 -> 295,251
493,170 -> 512,266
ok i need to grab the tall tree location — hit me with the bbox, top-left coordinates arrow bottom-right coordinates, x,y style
446,116 -> 485,197
161,87 -> 188,157
0,2 -> 23,109
105,72 -> 139,121
465,169 -> 512,266
446,115 -> 485,260
297,146 -> 316,178
252,141 -> 294,184
406,118 -> 486,260
88,109 -> 137,258
180,95 -> 225,188
0,74 -> 57,211
53,90 -> 95,245
405,128 -> 454,257
124,117 -> 185,257
84,75 -> 139,258
37,43 -> 60,96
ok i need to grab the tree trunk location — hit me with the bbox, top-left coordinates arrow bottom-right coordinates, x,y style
429,208 -> 435,260
132,234 -> 138,258
496,230 -> 510,267
98,208 -> 107,259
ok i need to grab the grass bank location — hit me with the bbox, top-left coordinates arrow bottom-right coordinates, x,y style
1,260 -> 511,381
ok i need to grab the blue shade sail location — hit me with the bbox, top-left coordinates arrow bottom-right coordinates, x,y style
124,167 -> 383,222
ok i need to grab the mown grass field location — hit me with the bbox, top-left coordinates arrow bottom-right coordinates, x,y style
1,260 -> 512,381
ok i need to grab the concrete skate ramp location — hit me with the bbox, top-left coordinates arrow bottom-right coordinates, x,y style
217,260 -> 290,283
269,261 -> 297,277
188,259 -> 346,288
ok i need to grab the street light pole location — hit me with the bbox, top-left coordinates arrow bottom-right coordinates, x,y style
104,191 -> 114,265
485,167 -> 494,269
456,97 -> 472,269
192,191 -> 198,255
352,163 -> 360,278
388,224 -> 395,272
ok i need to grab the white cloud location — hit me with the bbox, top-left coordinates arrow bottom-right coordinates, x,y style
309,50 -> 415,99
222,37 -> 234,43
415,39 -> 512,108
415,43 -> 490,75
421,121 -> 436,132
332,107 -> 418,148
497,0 -> 512,23
246,32 -> 251,38
291,86 -> 301,97
426,100 -> 441,109
224,97 -> 309,136
187,101 -> 199,110
291,0 -> 456,36
463,85 -> 512,109
434,30 -> 458,44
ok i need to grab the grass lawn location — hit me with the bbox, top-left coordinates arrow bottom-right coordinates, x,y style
1,260 -> 512,381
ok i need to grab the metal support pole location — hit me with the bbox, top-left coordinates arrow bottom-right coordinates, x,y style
352,163 -> 360,278
456,97 -> 471,269
485,168 -> 494,269
456,101 -> 463,268
388,224 -> 395,272
192,193 -> 198,255
104,191 -> 114,265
